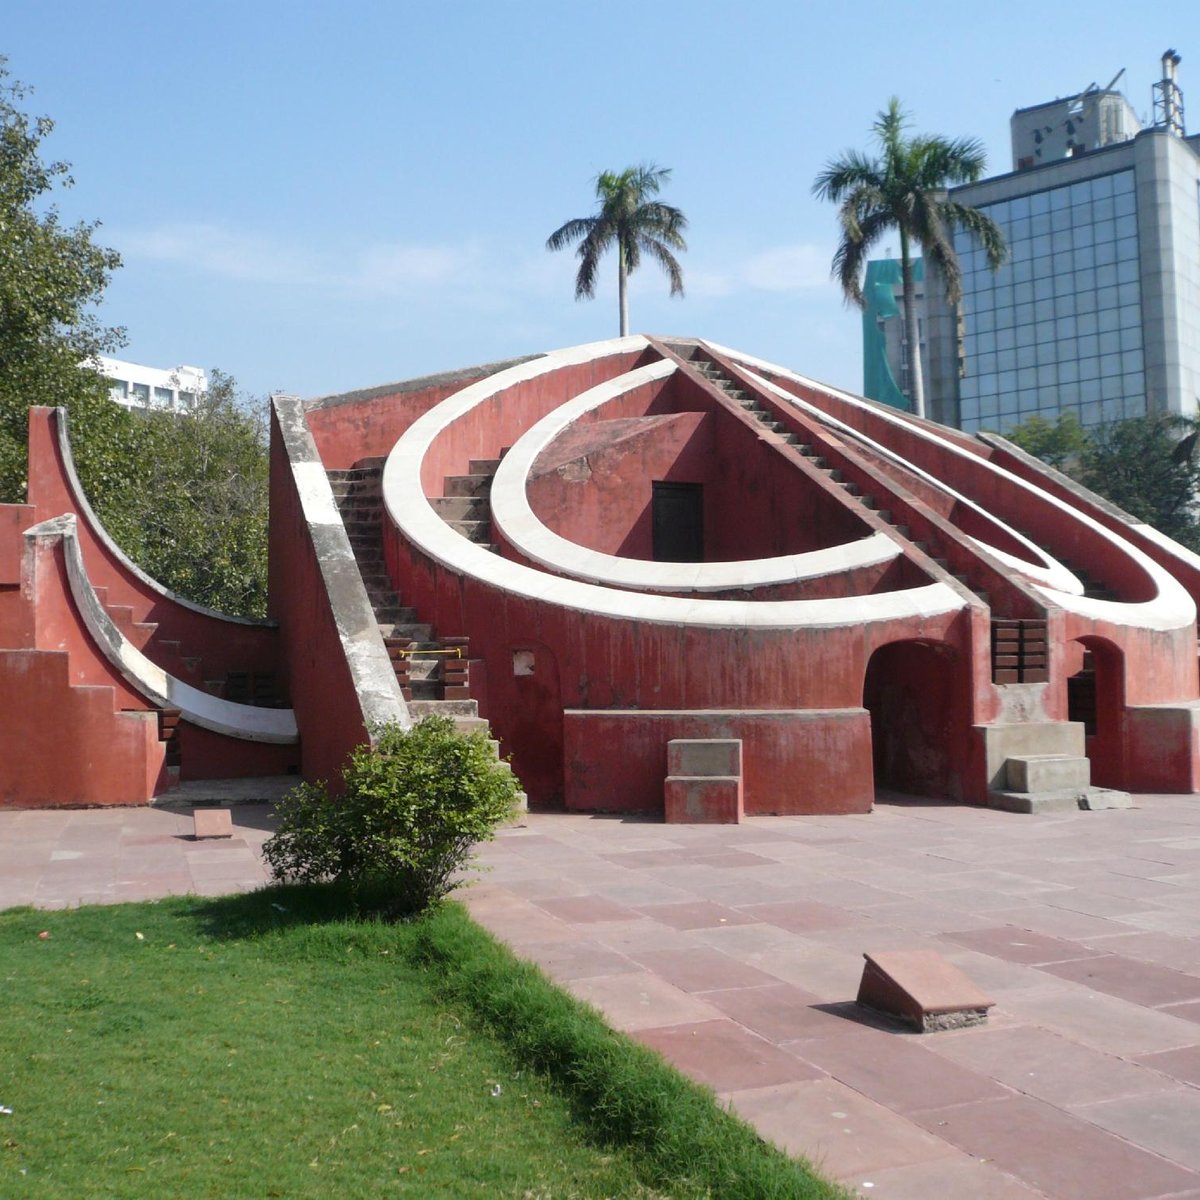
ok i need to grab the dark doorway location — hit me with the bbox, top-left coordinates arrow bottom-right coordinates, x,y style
863,639 -> 968,801
1069,636 -> 1125,789
652,482 -> 703,562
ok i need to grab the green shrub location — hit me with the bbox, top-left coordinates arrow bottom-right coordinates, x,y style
263,716 -> 522,917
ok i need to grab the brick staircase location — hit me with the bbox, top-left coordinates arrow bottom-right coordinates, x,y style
328,459 -> 487,733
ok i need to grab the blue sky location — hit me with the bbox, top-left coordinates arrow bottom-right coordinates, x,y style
5,2 -> 1195,399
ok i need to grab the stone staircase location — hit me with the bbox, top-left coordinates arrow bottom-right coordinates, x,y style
436,456 -> 506,553
695,358 -> 993,606
328,459 -> 487,734
982,720 -> 1130,814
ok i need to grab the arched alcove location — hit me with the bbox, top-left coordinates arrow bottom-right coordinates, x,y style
1067,635 -> 1126,789
863,639 -> 970,801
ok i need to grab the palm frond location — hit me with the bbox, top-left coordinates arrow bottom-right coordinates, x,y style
812,150 -> 882,203
940,201 -> 1007,270
639,236 -> 685,297
831,208 -> 891,306
546,216 -> 596,253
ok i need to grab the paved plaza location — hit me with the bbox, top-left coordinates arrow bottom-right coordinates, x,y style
4,790 -> 1200,1198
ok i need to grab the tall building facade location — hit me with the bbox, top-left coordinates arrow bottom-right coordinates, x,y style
924,54 -> 1200,434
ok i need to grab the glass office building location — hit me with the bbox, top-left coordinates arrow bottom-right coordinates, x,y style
956,169 -> 1145,431
918,75 -> 1200,434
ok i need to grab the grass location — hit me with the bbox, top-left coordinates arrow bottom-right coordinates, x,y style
1,887 -> 849,1199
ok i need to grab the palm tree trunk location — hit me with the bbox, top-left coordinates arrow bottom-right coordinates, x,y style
899,230 -> 926,420
618,245 -> 629,337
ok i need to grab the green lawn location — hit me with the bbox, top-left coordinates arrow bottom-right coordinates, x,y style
1,889 -> 848,1199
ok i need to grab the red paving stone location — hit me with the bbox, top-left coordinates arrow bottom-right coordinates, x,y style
633,1018 -> 823,1091
631,899 -> 760,929
944,926 -> 1106,966
912,1093 -> 1200,1200
626,945 -> 780,992
1039,953 -> 1200,1008
8,791 -> 1200,1199
1136,1044 -> 1200,1087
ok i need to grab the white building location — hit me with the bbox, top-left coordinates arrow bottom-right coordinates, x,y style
93,357 -> 208,414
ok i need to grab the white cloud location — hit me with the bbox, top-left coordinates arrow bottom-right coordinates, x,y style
112,221 -> 482,297
112,223 -> 838,312
740,243 -> 831,292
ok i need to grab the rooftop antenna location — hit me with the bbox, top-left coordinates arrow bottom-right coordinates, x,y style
1153,49 -> 1185,135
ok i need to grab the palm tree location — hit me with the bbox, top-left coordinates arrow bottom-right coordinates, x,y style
813,99 -> 1005,419
546,164 -> 687,337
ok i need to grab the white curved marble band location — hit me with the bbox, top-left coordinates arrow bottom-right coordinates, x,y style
382,337 -> 965,630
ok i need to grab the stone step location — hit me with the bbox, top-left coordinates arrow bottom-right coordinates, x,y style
444,474 -> 493,498
449,519 -> 493,543
469,458 -> 501,475
408,698 -> 480,719
383,623 -> 436,641
988,786 -> 1133,814
1005,754 -> 1091,793
432,495 -> 490,521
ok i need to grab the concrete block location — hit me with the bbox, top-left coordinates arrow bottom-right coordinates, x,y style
1005,754 -> 1090,793
988,790 -> 1082,814
1079,788 -> 1134,810
192,807 -> 233,839
977,721 -> 1085,791
857,949 -> 995,1032
664,776 -> 743,824
667,738 -> 741,778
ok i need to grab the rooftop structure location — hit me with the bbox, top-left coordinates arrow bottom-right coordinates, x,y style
93,356 -> 207,414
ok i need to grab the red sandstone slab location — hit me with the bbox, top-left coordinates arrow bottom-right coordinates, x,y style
633,1019 -> 824,1092
628,946 -> 779,993
910,1094 -> 1199,1200
516,940 -> 636,983
847,1154 -> 1051,1198
568,970 -> 722,1032
1161,1000 -> 1200,1025
1136,1044 -> 1200,1087
1072,1089 -> 1200,1171
944,927 -> 1105,966
1039,953 -> 1200,1008
1005,983 -> 1200,1057
601,849 -> 703,869
530,895 -> 639,924
738,900 -> 868,932
191,807 -> 234,839
724,1078 -> 959,1179
702,982 -> 845,1042
931,1024 -> 1179,1107
786,1026 -> 1011,1113
632,900 -> 759,930
686,850 -> 772,868
857,949 -> 995,1031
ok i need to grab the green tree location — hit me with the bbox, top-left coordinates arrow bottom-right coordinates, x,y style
1078,415 -> 1200,550
1004,411 -> 1090,471
0,56 -> 126,504
546,163 -> 687,337
813,98 -> 1006,420
111,371 -> 270,617
1006,411 -> 1200,552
